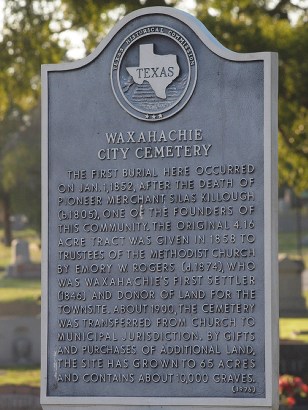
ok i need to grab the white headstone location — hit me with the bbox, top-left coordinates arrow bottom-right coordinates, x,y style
11,239 -> 30,265
279,254 -> 306,314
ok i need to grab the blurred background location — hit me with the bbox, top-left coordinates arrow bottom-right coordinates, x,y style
0,0 -> 307,409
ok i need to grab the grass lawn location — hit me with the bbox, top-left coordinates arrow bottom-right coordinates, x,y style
279,230 -> 308,267
0,277 -> 41,303
0,367 -> 40,387
280,318 -> 308,343
0,281 -> 41,315
0,276 -> 41,316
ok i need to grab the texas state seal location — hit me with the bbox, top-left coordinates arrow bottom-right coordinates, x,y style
111,25 -> 197,121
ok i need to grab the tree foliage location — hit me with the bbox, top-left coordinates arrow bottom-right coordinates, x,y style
60,0 -> 176,51
60,0 -> 308,195
0,0 -> 66,243
192,0 -> 308,195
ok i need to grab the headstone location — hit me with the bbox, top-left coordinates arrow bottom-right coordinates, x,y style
11,239 -> 30,264
41,7 -> 278,410
0,317 -> 40,366
6,239 -> 41,278
279,254 -> 306,315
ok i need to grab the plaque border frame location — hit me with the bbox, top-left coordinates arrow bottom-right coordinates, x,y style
41,6 -> 278,409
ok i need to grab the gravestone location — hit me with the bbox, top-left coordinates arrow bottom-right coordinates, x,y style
0,317 -> 40,366
6,239 -> 41,279
279,254 -> 306,315
11,239 -> 30,264
41,7 -> 278,410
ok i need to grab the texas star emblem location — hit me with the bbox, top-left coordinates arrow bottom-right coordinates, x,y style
111,25 -> 197,121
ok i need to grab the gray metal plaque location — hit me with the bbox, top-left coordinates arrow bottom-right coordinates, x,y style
41,7 -> 278,410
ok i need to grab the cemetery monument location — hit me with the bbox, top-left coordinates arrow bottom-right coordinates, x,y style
41,7 -> 278,410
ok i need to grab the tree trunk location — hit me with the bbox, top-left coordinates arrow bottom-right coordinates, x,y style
2,193 -> 12,247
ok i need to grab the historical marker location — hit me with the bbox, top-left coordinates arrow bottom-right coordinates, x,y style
41,7 -> 278,410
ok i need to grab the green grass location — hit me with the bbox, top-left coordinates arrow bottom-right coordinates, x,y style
0,366 -> 40,387
0,277 -> 41,316
0,277 -> 41,303
280,318 -> 308,343
0,250 -> 11,273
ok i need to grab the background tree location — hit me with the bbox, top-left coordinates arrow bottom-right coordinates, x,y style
193,0 -> 308,196
0,0 -> 175,244
0,0 -> 65,245
192,0 -> 308,253
1,108 -> 41,233
60,0 -> 308,196
60,0 -> 177,52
